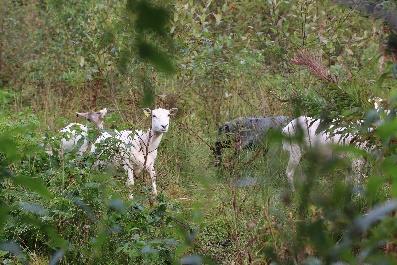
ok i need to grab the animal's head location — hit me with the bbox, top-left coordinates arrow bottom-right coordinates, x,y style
76,108 -> 108,129
219,120 -> 243,136
143,108 -> 178,133
219,123 -> 231,134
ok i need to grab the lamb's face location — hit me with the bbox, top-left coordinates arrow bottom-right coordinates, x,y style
76,108 -> 108,129
144,108 -> 178,133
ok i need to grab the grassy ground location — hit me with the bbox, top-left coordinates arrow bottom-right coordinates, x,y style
2,69 -> 389,263
3,1 -> 397,263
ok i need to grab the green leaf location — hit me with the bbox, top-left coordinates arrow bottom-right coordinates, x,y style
142,84 -> 155,107
376,72 -> 390,88
366,175 -> 384,203
0,205 -> 9,231
20,215 -> 68,249
376,119 -> 397,139
180,255 -> 202,265
71,197 -> 96,221
100,29 -> 114,48
392,178 -> 397,198
352,199 -> 397,235
49,249 -> 65,265
128,0 -> 170,35
0,242 -> 26,263
13,175 -> 54,199
19,202 -> 49,217
0,136 -> 17,161
137,40 -> 175,74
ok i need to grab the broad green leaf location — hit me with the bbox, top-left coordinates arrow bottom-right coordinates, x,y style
0,241 -> 26,263
13,175 -> 53,199
128,0 -> 170,35
137,40 -> 175,74
181,255 -> 202,265
19,202 -> 49,217
376,119 -> 397,139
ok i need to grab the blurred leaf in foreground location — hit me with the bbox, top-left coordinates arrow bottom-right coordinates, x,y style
128,0 -> 170,35
19,202 -> 49,217
352,199 -> 397,236
0,241 -> 26,263
137,39 -> 175,74
181,255 -> 202,265
13,175 -> 53,199
49,249 -> 65,265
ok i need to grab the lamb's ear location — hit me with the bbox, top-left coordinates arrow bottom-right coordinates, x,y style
99,108 -> 108,118
169,108 -> 178,116
76,112 -> 90,119
143,108 -> 151,117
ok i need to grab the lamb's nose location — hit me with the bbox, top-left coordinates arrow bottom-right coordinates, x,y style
161,125 -> 167,129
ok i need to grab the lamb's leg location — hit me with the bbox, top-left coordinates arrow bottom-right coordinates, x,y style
214,140 -> 223,167
123,161 -> 134,187
147,166 -> 158,196
123,161 -> 135,199
284,143 -> 302,188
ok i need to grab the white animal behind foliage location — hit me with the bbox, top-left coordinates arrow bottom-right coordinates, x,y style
60,108 -> 108,156
368,96 -> 391,116
368,97 -> 393,127
368,97 -> 386,113
91,107 -> 178,197
282,116 -> 370,187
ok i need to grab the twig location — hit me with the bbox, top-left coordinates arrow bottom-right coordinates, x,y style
263,197 -> 279,251
178,122 -> 215,152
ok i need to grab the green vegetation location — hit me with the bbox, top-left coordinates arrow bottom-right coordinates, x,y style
1,0 -> 397,264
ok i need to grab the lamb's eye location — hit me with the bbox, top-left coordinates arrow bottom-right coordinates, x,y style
152,115 -> 157,118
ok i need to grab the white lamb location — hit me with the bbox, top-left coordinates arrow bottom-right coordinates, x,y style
91,107 -> 178,196
282,116 -> 371,187
60,108 -> 108,156
368,97 -> 387,113
367,96 -> 396,128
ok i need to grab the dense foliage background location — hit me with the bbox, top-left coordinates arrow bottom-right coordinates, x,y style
1,0 -> 397,264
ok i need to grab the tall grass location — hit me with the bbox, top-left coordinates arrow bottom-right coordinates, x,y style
2,0 -> 397,263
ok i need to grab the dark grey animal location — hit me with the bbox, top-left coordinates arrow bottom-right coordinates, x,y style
214,116 -> 291,166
